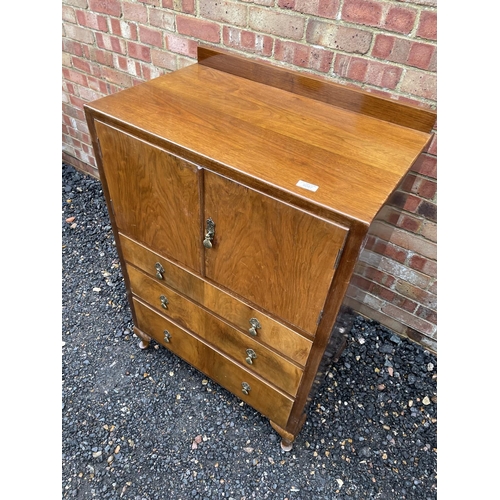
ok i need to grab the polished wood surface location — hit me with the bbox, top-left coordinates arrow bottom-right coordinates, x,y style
86,55 -> 434,226
119,233 -> 313,365
133,297 -> 294,428
198,46 -> 436,133
204,170 -> 348,335
127,265 -> 304,396
94,121 -> 202,272
84,47 -> 437,447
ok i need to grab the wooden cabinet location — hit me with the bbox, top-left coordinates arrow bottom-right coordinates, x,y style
84,46 -> 436,449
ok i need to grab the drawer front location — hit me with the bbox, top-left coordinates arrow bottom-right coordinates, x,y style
128,265 -> 303,397
120,233 -> 312,366
133,297 -> 294,429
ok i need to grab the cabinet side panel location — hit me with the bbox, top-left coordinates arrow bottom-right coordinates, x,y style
94,121 -> 202,273
204,171 -> 349,335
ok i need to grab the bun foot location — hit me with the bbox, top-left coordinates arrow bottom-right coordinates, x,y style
270,420 -> 296,452
133,326 -> 150,350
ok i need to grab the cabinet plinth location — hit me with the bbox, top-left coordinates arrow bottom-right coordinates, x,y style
84,46 -> 436,448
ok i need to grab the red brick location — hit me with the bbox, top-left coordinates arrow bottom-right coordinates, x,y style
372,240 -> 407,263
384,6 -> 417,34
151,49 -> 178,71
101,66 -> 133,88
64,23 -> 96,44
139,26 -> 163,48
416,178 -> 436,200
307,20 -> 372,54
334,55 -> 402,89
408,255 -> 437,277
275,39 -> 333,73
76,10 -> 108,31
63,67 -> 89,87
416,200 -> 436,222
371,34 -> 394,59
420,220 -> 436,242
388,191 -> 421,213
362,266 -> 395,288
279,0 -> 340,19
88,0 -> 121,17
149,9 -> 176,30
249,7 -> 305,40
62,102 -> 86,122
415,305 -> 437,325
96,32 -> 127,54
411,153 -> 436,178
71,56 -> 91,74
137,0 -> 160,5
165,33 -> 197,57
123,1 -> 148,23
89,47 -> 114,67
63,39 -> 84,57
223,27 -> 273,56
199,0 -> 247,27
64,0 -> 88,7
177,16 -> 221,43
372,34 -> 410,64
110,18 -> 138,40
127,41 -> 152,62
63,6 -> 77,23
407,42 -> 436,70
417,10 -> 437,41
391,292 -> 418,313
162,0 -> 195,12
395,281 -> 436,309
381,303 -> 435,335
342,0 -> 383,27
398,214 -> 422,233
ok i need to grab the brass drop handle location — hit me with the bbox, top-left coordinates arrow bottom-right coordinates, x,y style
155,262 -> 164,279
249,318 -> 261,336
164,330 -> 171,343
241,382 -> 251,395
160,295 -> 169,309
203,217 -> 215,249
245,349 -> 257,365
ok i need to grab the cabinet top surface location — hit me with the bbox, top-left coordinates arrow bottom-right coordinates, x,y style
86,54 -> 434,225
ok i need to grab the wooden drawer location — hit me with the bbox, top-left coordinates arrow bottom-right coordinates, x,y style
133,297 -> 294,429
120,233 -> 312,365
127,265 -> 304,397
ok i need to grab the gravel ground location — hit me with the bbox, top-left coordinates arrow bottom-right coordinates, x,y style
62,162 -> 437,500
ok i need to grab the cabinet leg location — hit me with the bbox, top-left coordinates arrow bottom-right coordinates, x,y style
133,326 -> 150,350
269,421 -> 295,452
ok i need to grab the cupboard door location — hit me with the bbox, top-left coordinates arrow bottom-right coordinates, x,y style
95,122 -> 202,273
203,171 -> 349,335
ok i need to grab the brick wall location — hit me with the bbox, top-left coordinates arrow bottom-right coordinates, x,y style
62,0 -> 437,352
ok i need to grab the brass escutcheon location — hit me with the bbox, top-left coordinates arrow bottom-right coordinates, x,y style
248,318 -> 261,336
245,348 -> 257,365
160,295 -> 169,309
163,330 -> 171,343
155,262 -> 164,279
203,217 -> 215,249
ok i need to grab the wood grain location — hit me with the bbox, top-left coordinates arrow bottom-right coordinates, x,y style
119,233 -> 313,365
94,121 -> 202,273
128,265 -> 304,396
133,297 -> 294,428
198,46 -> 436,133
204,170 -> 348,335
85,60 -> 433,225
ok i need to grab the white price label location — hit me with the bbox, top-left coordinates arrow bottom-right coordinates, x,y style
296,180 -> 319,192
